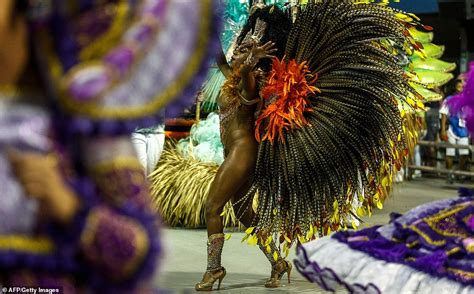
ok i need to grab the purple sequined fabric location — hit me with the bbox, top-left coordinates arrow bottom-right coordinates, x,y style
33,0 -> 221,135
468,216 -> 474,231
0,167 -> 161,292
94,168 -> 150,209
332,197 -> 474,286
81,206 -> 150,281
0,100 -> 161,291
0,0 -> 220,290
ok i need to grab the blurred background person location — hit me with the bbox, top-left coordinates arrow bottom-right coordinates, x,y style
411,111 -> 426,179
421,88 -> 443,168
132,112 -> 166,175
440,76 -> 470,179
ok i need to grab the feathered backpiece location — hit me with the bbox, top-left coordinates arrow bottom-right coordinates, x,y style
241,0 -> 428,250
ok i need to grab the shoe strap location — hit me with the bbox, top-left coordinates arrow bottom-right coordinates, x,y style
206,266 -> 225,274
208,233 -> 225,243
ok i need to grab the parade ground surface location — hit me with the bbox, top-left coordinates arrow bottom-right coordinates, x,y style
155,177 -> 467,293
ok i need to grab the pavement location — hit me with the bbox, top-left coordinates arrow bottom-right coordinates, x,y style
154,178 -> 466,293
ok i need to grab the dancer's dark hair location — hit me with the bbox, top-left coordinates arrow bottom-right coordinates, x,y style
444,78 -> 463,96
236,5 -> 291,72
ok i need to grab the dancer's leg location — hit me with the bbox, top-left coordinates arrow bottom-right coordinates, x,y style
232,193 -> 290,288
231,180 -> 285,280
206,144 -> 256,237
197,139 -> 258,291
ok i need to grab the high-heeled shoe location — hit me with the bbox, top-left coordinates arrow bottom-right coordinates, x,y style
264,259 -> 292,288
195,267 -> 226,291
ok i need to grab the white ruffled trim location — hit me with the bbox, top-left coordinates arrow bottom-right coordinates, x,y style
296,237 -> 474,294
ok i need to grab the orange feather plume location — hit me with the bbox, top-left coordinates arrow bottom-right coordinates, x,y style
255,58 -> 320,143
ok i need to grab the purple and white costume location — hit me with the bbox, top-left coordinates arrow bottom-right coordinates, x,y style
296,195 -> 474,294
0,0 -> 220,292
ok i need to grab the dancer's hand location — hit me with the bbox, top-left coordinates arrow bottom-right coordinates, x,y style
251,41 -> 277,60
9,151 -> 80,225
231,43 -> 253,68
0,0 -> 28,84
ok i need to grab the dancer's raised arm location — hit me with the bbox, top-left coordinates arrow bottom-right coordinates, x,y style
238,41 -> 276,105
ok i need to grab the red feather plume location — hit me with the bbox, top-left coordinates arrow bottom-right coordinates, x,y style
255,58 -> 320,143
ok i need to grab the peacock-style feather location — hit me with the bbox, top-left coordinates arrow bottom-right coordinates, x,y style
242,0 -> 429,246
